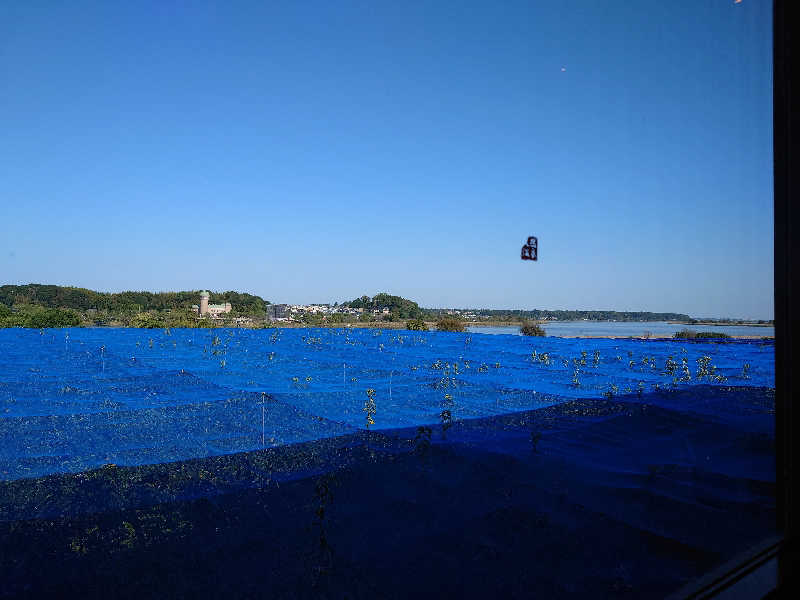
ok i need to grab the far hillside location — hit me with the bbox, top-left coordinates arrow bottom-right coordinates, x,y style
343,293 -> 423,320
0,284 -> 270,328
0,284 -> 269,315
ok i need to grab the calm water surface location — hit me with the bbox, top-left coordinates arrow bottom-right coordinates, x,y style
468,321 -> 775,337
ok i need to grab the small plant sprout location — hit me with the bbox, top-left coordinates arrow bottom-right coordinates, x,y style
363,388 -> 376,429
440,409 -> 452,438
593,350 -> 600,367
311,472 -> 338,586
664,356 -> 677,375
148,338 -> 154,348
413,426 -> 433,456
571,367 -> 580,387
530,431 -> 542,453
742,363 -> 751,379
636,381 -> 645,398
679,357 -> 691,382
603,384 -> 619,400
696,356 -> 713,379
212,335 -> 221,346
580,351 -> 587,366
531,350 -> 538,362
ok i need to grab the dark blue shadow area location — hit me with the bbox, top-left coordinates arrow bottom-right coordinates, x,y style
0,383 -> 775,599
0,329 -> 775,598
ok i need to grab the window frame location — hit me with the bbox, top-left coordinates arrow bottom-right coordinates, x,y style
673,1 -> 797,597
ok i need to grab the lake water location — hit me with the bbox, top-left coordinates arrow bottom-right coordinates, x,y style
468,321 -> 775,338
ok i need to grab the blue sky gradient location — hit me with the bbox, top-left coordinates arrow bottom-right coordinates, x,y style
0,1 -> 773,318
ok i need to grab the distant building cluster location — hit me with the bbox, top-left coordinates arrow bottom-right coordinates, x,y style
444,309 -> 479,320
290,304 -> 367,317
192,291 -> 232,318
266,303 -> 396,322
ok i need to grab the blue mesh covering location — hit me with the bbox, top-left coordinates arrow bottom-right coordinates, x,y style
0,327 -> 774,481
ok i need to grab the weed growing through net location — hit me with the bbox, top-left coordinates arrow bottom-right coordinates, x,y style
678,358 -> 691,382
696,356 -> 713,378
310,472 -> 338,589
530,431 -> 542,453
413,425 -> 432,457
665,356 -> 677,376
363,389 -> 376,429
440,409 -> 452,439
603,384 -> 619,400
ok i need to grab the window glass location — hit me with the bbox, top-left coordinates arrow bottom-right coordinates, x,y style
0,1 -> 774,597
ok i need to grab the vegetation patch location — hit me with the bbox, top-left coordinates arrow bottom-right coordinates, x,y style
673,329 -> 732,340
520,321 -> 546,336
435,316 -> 465,332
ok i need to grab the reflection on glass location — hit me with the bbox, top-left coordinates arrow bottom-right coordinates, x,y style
0,1 -> 773,598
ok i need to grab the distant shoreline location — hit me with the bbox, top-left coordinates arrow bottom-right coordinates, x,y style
667,321 -> 773,327
1,322 -> 774,339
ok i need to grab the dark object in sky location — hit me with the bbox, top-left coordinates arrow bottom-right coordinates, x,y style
521,236 -> 538,261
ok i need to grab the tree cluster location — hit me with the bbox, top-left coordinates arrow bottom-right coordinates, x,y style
0,304 -> 81,328
0,284 -> 271,320
343,293 -> 422,319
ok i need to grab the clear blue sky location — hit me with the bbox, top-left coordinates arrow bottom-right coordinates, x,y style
1,1 -> 773,319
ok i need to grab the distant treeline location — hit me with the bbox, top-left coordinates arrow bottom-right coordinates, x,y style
0,284 -> 270,316
1,284 -> 697,328
0,303 -> 81,328
343,293 -> 422,319
420,308 -> 693,322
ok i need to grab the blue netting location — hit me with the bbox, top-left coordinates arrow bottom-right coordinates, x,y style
0,327 -> 774,481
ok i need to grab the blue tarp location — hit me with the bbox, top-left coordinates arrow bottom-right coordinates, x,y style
0,327 -> 774,481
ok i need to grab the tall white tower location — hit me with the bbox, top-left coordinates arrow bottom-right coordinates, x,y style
200,291 -> 210,315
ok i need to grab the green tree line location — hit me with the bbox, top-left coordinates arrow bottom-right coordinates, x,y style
0,284 -> 270,317
343,293 -> 423,320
